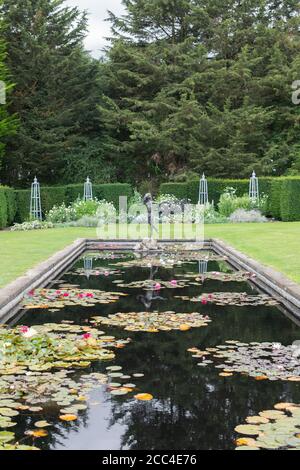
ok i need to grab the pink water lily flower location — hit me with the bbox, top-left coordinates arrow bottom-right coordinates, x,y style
82,333 -> 92,340
20,326 -> 38,338
154,283 -> 161,290
201,298 -> 208,305
86,293 -> 94,298
170,280 -> 177,286
20,326 -> 29,334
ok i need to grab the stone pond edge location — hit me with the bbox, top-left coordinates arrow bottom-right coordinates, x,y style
0,238 -> 299,322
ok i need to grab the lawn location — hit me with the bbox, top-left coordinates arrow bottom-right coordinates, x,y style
0,222 -> 299,288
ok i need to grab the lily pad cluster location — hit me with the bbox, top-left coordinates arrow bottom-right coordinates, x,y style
106,365 -> 151,398
180,271 -> 256,283
82,252 -> 128,261
111,251 -> 227,269
0,323 -> 132,374
0,370 -> 111,450
67,267 -> 123,277
91,311 -> 211,332
176,292 -> 279,307
235,403 -> 300,450
22,288 -> 128,310
188,341 -> 300,381
112,279 -> 187,290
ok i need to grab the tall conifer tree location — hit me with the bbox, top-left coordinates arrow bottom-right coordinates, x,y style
101,0 -> 300,182
0,0 -> 105,186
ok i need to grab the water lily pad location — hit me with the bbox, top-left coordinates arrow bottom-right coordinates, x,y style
259,410 -> 286,420
0,431 -> 15,443
0,408 -> 19,417
25,429 -> 48,438
59,414 -> 77,422
34,421 -> 51,428
110,389 -> 128,396
234,425 -> 261,436
134,393 -> 153,401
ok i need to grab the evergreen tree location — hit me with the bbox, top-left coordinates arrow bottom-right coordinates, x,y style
0,0 -> 107,186
101,0 -> 300,182
0,0 -> 16,173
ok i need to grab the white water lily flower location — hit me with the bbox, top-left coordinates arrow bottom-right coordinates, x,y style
272,343 -> 282,350
22,328 -> 38,338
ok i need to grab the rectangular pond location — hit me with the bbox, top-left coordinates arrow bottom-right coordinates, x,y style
2,249 -> 300,450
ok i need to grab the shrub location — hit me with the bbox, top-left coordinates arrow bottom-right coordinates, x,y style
41,186 -> 67,215
160,178 -> 273,207
46,198 -> 116,225
0,187 -> 8,229
229,209 -> 267,223
0,186 -> 18,228
4,187 -> 17,225
159,183 -> 188,201
11,220 -> 54,231
269,179 -> 284,220
46,203 -> 76,224
218,188 -> 268,217
14,189 -> 31,223
14,183 -> 133,223
280,179 -> 300,222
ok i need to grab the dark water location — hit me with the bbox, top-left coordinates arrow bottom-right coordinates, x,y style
14,251 -> 300,450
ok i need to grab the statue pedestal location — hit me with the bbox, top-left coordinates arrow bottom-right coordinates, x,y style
134,238 -> 159,252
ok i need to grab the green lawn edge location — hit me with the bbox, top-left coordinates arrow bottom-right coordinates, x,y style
0,222 -> 299,288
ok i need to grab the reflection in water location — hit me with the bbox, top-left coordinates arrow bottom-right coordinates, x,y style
15,251 -> 300,450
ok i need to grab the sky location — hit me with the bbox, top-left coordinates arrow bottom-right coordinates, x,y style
64,0 -> 125,58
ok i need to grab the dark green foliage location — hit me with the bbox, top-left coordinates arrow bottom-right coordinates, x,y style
159,177 -> 300,220
0,0 -> 107,187
41,186 -> 67,216
280,179 -> 300,222
0,186 -> 7,228
0,185 -> 17,227
14,189 -> 30,223
0,1 -> 17,171
100,0 -> 300,183
14,183 -> 133,222
159,183 -> 188,201
3,186 -> 16,225
269,180 -> 284,220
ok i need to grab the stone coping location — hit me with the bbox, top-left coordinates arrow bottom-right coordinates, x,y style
212,239 -> 300,317
0,238 -> 299,322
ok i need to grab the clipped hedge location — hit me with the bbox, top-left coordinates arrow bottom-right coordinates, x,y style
159,177 -> 300,221
269,179 -> 284,220
3,187 -> 17,225
280,179 -> 300,222
159,183 -> 188,200
0,187 -> 8,228
14,183 -> 133,222
0,186 -> 17,228
160,178 -> 273,205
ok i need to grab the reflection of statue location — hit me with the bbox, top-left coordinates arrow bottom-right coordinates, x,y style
137,265 -> 164,310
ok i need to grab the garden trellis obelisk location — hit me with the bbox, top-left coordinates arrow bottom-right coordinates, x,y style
30,177 -> 42,220
249,171 -> 259,201
84,255 -> 93,280
84,177 -> 93,201
199,173 -> 208,205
